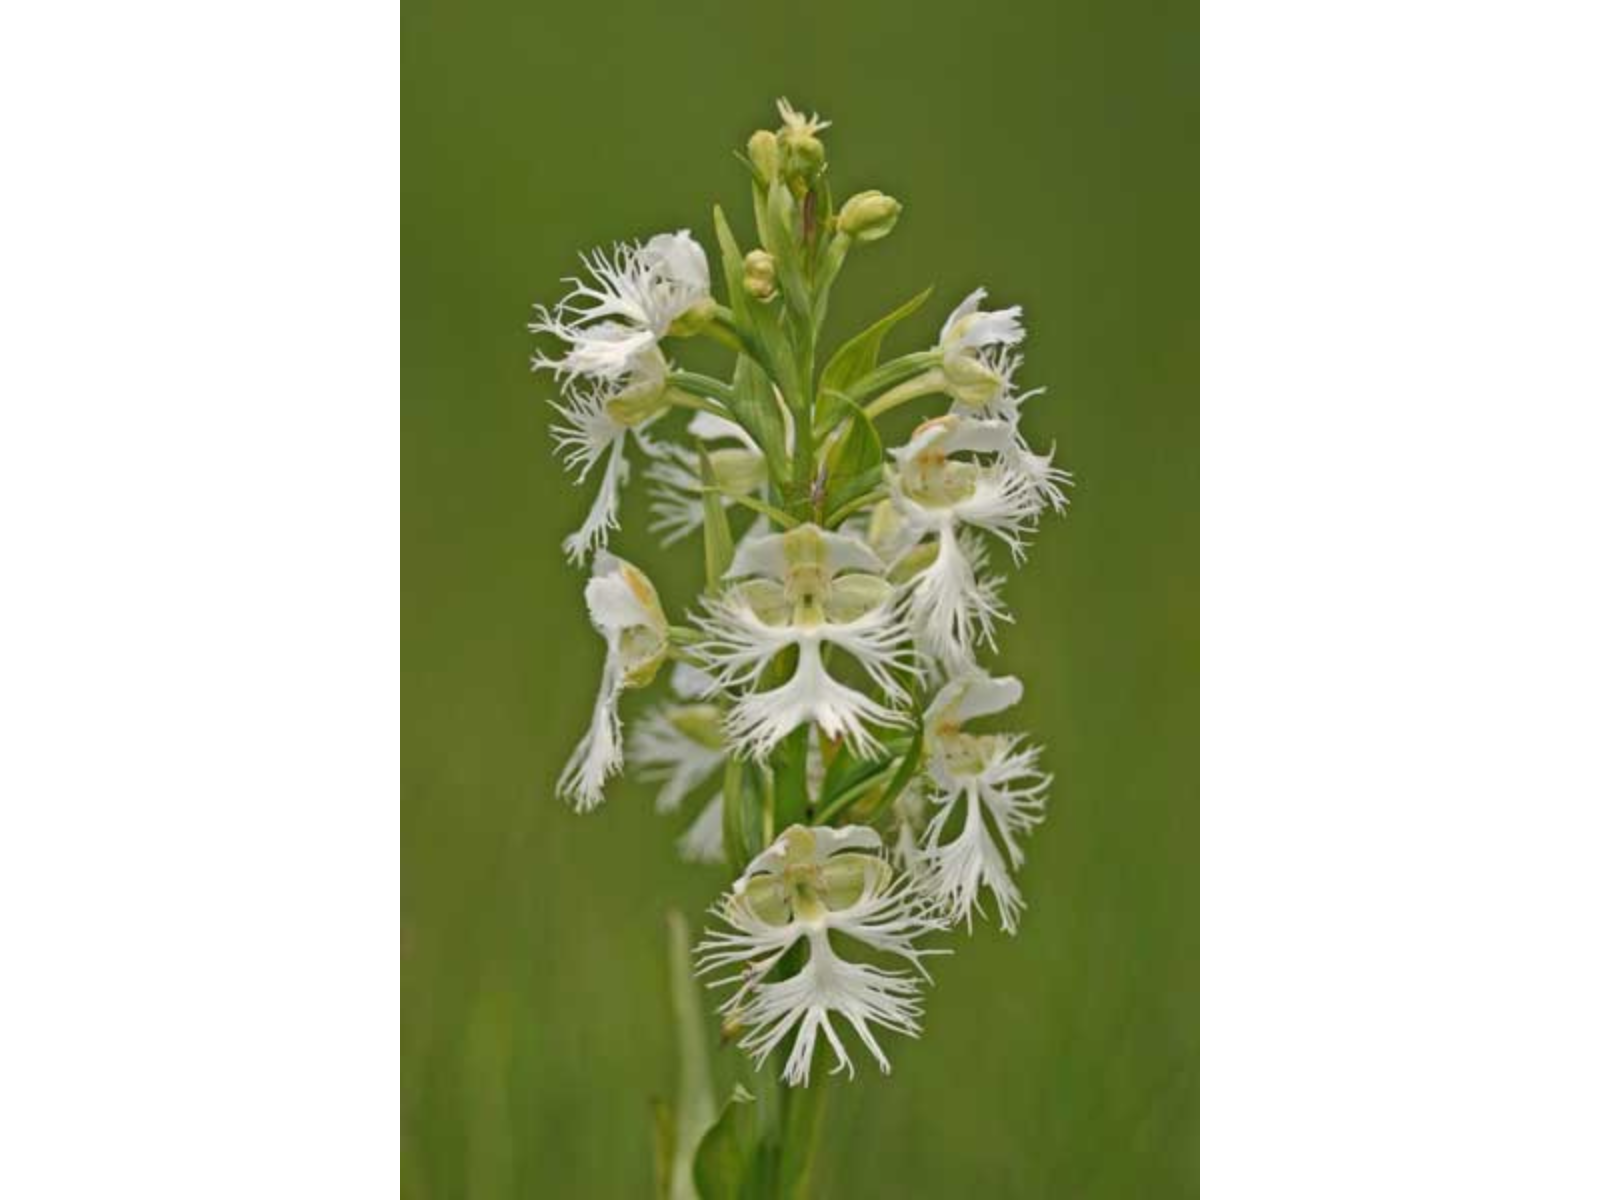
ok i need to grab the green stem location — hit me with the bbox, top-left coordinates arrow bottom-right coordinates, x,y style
825,487 -> 889,528
844,351 -> 943,408
862,372 -> 945,420
668,371 -> 735,405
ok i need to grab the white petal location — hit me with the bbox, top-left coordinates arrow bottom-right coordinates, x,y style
686,410 -> 759,449
905,523 -> 1010,673
628,708 -> 723,814
928,672 -> 1024,728
949,465 -> 1041,558
556,660 -> 624,812
584,552 -> 659,633
724,640 -> 906,759
922,787 -> 1026,932
562,437 -> 631,565
677,795 -> 726,864
670,661 -> 716,699
939,287 -> 986,347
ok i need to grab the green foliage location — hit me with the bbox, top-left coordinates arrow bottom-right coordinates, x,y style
698,446 -> 734,594
763,182 -> 812,331
692,1085 -> 759,1200
820,394 -> 883,522
663,911 -> 715,1200
817,287 -> 932,434
720,757 -> 764,867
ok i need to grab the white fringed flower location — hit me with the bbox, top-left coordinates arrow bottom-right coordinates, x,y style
557,554 -> 669,812
886,415 -> 1043,672
547,344 -> 671,563
694,525 -> 916,758
932,290 -> 1070,514
936,287 -> 1026,407
532,231 -> 715,562
530,230 -> 712,384
647,412 -> 769,545
697,825 -> 945,1086
919,673 -> 1051,934
629,663 -> 728,864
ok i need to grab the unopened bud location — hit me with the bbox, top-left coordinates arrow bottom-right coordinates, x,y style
837,190 -> 902,242
747,130 -> 781,186
742,249 -> 778,301
781,132 -> 826,183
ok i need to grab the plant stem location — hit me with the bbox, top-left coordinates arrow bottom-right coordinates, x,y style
862,372 -> 945,420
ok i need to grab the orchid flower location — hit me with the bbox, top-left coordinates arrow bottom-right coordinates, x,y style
884,414 -> 1042,672
556,554 -> 669,811
693,525 -> 916,758
919,673 -> 1051,933
697,825 -> 945,1086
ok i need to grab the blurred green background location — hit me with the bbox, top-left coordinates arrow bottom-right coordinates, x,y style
403,0 -> 1196,1194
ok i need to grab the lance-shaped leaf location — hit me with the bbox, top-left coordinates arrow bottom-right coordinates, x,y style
692,1085 -> 758,1200
699,445 -> 734,594
665,911 -> 715,1200
720,757 -> 765,868
723,353 -> 791,491
820,395 -> 884,522
816,286 -> 933,434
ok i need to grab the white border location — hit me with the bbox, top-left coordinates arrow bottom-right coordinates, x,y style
1205,1 -> 1600,1194
0,1 -> 397,1194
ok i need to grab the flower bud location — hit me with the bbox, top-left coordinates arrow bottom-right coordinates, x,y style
747,129 -> 781,186
742,248 -> 778,301
781,132 -> 826,183
837,190 -> 902,242
776,98 -> 829,184
666,295 -> 718,338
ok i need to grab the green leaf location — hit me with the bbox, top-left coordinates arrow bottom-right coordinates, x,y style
771,725 -> 811,829
865,729 -> 924,823
821,395 -> 884,521
817,287 -> 933,433
666,911 -> 715,1200
764,182 -> 811,329
724,354 -> 790,490
721,758 -> 764,866
777,1078 -> 828,1199
819,738 -> 904,806
713,205 -> 753,329
692,1085 -> 758,1200
699,446 -> 734,595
